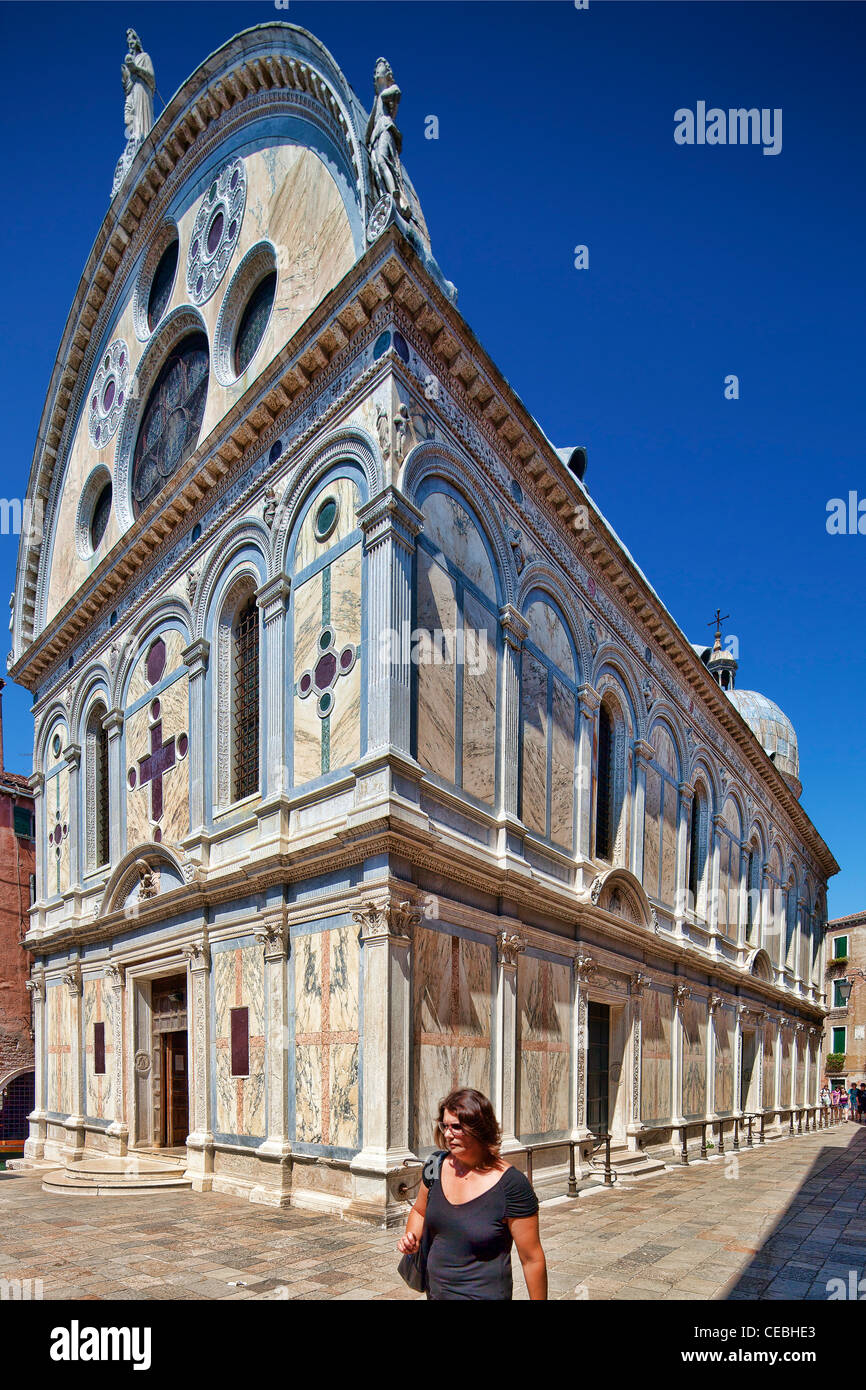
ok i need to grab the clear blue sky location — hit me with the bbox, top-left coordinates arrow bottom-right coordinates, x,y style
0,1 -> 863,913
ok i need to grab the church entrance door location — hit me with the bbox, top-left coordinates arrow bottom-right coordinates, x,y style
587,1003 -> 611,1135
161,1031 -> 189,1148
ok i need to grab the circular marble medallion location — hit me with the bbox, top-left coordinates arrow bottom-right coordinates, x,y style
88,339 -> 130,448
186,158 -> 247,306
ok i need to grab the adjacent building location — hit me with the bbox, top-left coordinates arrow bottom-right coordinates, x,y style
9,23 -> 838,1221
0,682 -> 37,1156
824,910 -> 866,1087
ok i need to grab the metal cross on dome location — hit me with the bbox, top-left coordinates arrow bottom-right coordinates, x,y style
297,624 -> 357,718
127,638 -> 188,842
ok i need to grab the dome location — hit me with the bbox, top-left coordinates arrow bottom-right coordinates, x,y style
727,689 -> 801,796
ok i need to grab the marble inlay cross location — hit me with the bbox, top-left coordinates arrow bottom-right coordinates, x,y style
297,622 -> 357,720
129,696 -> 188,832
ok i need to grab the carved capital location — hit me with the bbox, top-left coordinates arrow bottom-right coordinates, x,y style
183,938 -> 210,972
498,604 -> 529,650
675,981 -> 691,1006
255,573 -> 291,622
254,919 -> 289,961
353,898 -> 421,943
102,707 -> 124,738
497,930 -> 526,968
356,488 -> 424,554
631,970 -> 652,996
182,637 -> 211,677
578,683 -> 601,718
678,781 -> 695,805
106,962 -> 126,990
63,964 -> 82,996
29,770 -> 45,795
62,742 -> 81,770
26,971 -> 45,1003
633,738 -> 655,767
574,951 -> 598,983
708,992 -> 723,1014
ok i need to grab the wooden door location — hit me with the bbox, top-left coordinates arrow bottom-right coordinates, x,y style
162,1032 -> 189,1147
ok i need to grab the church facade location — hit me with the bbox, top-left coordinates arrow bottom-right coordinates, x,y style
11,23 -> 837,1223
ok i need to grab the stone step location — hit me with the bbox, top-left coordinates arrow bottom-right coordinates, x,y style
40,1152 -> 193,1196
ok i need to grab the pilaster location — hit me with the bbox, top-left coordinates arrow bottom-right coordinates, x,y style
576,686 -> 601,863
181,640 -> 210,833
104,962 -> 128,1154
63,743 -> 82,888
24,967 -> 47,1158
62,963 -> 86,1161
671,980 -> 690,1127
630,739 -> 654,883
251,914 -> 293,1205
570,951 -> 597,1140
674,781 -> 694,930
357,487 -> 423,759
255,575 -> 291,804
348,896 -> 422,1225
102,709 -> 124,865
183,935 -> 214,1191
627,971 -> 651,1137
493,930 -> 525,1151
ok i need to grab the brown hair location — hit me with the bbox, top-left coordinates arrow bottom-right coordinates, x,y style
435,1088 -> 502,1169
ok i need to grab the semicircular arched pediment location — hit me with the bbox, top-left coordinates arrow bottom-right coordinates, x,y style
99,842 -> 196,918
746,948 -> 774,982
586,867 -> 658,932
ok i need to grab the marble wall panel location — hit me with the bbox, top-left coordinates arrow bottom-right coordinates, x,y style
461,593 -> 497,806
520,653 -> 547,836
127,629 -> 187,707
641,986 -> 673,1124
525,599 -> 575,679
795,1043 -> 806,1105
779,1029 -> 793,1104
294,477 -> 359,573
714,1006 -> 734,1115
416,549 -> 457,784
213,943 -> 266,1138
83,976 -> 114,1120
328,544 -> 362,771
517,954 -> 571,1137
420,492 -> 496,599
682,997 -> 707,1118
763,1022 -> 776,1106
550,678 -> 575,850
294,925 -> 359,1148
412,927 -> 492,1150
50,768 -> 70,898
643,765 -> 661,900
661,784 -> 678,906
293,569 -> 324,785
46,985 -> 72,1116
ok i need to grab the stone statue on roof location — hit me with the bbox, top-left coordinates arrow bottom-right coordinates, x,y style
111,30 -> 156,199
365,58 -> 412,223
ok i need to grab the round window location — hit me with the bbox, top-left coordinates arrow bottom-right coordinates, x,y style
147,238 -> 179,332
314,496 -> 339,542
52,734 -> 62,757
234,271 -> 277,377
90,480 -> 113,552
131,332 -> 209,518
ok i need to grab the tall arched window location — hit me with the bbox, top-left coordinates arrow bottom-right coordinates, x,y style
745,842 -> 761,942
717,798 -> 742,939
519,597 -> 577,849
766,847 -> 784,964
594,692 -> 628,865
215,577 -> 261,809
643,723 -> 680,907
596,703 -> 614,861
688,782 -> 710,918
415,487 -> 499,807
84,702 -> 110,872
232,595 -> 260,802
785,871 -> 799,972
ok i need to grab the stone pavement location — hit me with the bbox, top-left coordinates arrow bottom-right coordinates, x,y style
0,1123 -> 863,1301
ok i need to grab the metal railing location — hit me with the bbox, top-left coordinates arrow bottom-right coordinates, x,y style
523,1130 -> 616,1194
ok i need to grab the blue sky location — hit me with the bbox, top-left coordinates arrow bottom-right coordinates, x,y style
0,1 -> 863,912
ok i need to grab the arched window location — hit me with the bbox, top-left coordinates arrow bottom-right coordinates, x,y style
234,271 -> 277,376
215,577 -> 261,809
766,848 -> 784,964
688,783 -> 710,918
594,693 -> 628,865
132,332 -> 209,518
785,873 -> 799,971
232,595 -> 260,803
414,487 -> 499,807
745,843 -> 761,942
84,702 -> 110,872
643,724 -> 680,907
717,798 -> 742,939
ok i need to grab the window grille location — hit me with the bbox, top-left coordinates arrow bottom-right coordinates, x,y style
233,597 -> 259,802
96,723 -> 110,866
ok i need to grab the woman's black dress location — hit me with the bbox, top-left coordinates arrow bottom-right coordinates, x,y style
422,1160 -> 539,1300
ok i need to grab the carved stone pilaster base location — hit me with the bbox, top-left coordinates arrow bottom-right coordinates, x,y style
347,1147 -> 419,1227
62,1116 -> 87,1162
24,1110 -> 47,1160
184,1131 -> 215,1191
104,1120 -> 129,1157
250,1141 -> 293,1207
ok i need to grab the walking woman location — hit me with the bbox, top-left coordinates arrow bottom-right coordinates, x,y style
397,1087 -> 548,1300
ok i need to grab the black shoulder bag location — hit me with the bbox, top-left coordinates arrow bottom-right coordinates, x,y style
397,1150 -> 446,1292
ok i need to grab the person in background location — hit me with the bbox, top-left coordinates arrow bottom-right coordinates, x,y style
820,1083 -> 831,1108
847,1081 -> 858,1119
839,1087 -> 849,1118
857,1082 -> 866,1123
397,1087 -> 547,1301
